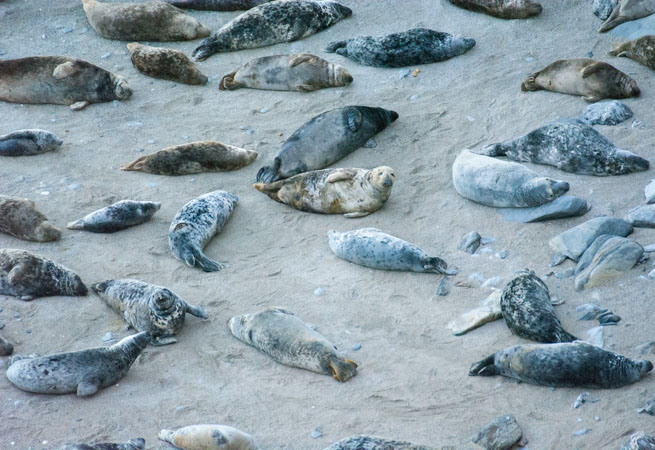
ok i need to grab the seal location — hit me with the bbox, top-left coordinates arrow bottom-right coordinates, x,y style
609,35 -> 655,70
219,53 -> 352,92
0,129 -> 63,156
447,0 -> 542,18
500,270 -> 578,343
0,334 -> 13,356
82,0 -> 210,41
229,307 -> 358,382
599,0 -> 655,32
254,166 -> 395,218
452,149 -> 570,208
574,236 -> 643,291
621,431 -> 655,450
192,0 -> 352,61
327,228 -> 456,275
469,341 -> 653,388
126,43 -> 208,85
0,56 -> 132,110
158,425 -> 259,450
92,279 -> 209,346
521,58 -> 640,102
325,28 -> 476,68
122,141 -> 257,175
478,119 -> 649,176
67,200 -> 161,233
169,190 -> 237,272
0,195 -> 61,242
256,106 -> 398,183
58,438 -> 146,450
0,249 -> 88,301
322,436 -> 434,450
164,0 -> 272,9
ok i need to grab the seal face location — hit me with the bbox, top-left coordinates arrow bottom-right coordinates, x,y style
126,43 -> 208,85
164,0 -> 273,10
0,195 -> 61,242
58,438 -> 146,450
0,129 -> 63,156
448,0 -> 542,19
67,200 -> 161,233
229,307 -> 357,381
469,341 -> 653,388
168,190 -> 238,272
599,0 -> 655,32
92,279 -> 208,345
6,332 -> 150,396
158,424 -> 259,450
325,28 -> 476,68
610,35 -> 655,70
256,106 -> 398,183
323,436 -> 434,450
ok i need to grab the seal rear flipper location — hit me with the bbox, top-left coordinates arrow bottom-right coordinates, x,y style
76,380 -> 99,397
521,73 -> 541,91
468,354 -> 498,376
325,40 -> 348,53
185,303 -> 209,319
185,248 -> 227,272
66,219 -> 85,230
474,143 -> 506,156
52,61 -> 80,79
192,40 -> 216,62
151,336 -> 177,346
255,158 -> 282,183
121,156 -> 147,171
557,330 -> 579,343
253,182 -> 282,202
328,356 -> 358,382
219,70 -> 241,90
598,6 -> 626,32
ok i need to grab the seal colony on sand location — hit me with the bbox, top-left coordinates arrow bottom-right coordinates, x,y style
598,0 -> 655,32
0,129 -> 62,156
322,436 -> 435,450
158,424 -> 260,449
0,195 -> 61,242
126,43 -> 208,85
58,438 -> 146,450
447,0 -> 542,19
67,200 -> 161,233
610,35 -> 655,70
164,0 -> 273,10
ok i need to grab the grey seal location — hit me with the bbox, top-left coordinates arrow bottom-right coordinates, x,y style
158,425 -> 260,449
164,0 -> 273,9
58,439 -> 145,450
549,216 -> 633,262
126,43 -> 208,85
0,195 -> 61,242
322,436 -> 435,450
0,129 -> 62,156
599,0 -> 655,32
574,236 -> 643,290
580,100 -> 633,125
621,432 -> 655,450
67,200 -> 161,233
448,0 -> 542,19
610,35 -> 655,70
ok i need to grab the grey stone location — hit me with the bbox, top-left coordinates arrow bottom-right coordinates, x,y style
472,414 -> 522,450
586,326 -> 604,347
498,196 -> 588,223
363,138 -> 377,148
437,277 -> 450,296
580,100 -> 633,126
645,181 -> 655,204
573,428 -> 591,436
638,398 -> 655,415
549,216 -> 633,262
625,204 -> 655,228
458,231 -> 481,254
496,250 -> 508,259
574,236 -> 643,290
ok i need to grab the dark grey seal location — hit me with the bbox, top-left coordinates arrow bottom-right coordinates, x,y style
58,438 -> 145,450
325,28 -> 475,68
0,129 -> 62,156
448,0 -> 542,19
322,436 -> 435,450
67,200 -> 161,233
164,0 -> 273,10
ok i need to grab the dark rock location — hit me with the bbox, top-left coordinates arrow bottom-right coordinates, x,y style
472,414 -> 522,450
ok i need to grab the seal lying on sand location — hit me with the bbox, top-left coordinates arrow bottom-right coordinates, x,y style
0,129 -> 62,156
127,43 -> 208,85
58,438 -> 145,450
610,35 -> 655,70
574,236 -> 643,291
322,436 -> 435,450
447,0 -> 542,19
598,0 -> 655,32
67,200 -> 161,233
0,195 -> 61,242
158,425 -> 259,449
164,0 -> 272,9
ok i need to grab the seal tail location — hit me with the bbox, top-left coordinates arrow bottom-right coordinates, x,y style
158,430 -> 176,445
556,330 -> 579,343
329,356 -> 358,382
219,70 -> 241,90
66,219 -> 85,230
521,73 -> 541,91
186,303 -> 209,319
325,40 -> 347,53
423,257 -> 457,275
468,354 -> 498,376
121,156 -> 147,172
474,143 -> 506,156
184,247 -> 227,272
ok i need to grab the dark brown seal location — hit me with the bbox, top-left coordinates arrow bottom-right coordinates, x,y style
127,43 -> 208,85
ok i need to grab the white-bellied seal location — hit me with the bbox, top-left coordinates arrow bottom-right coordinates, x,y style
169,190 -> 237,272
229,307 -> 358,382
92,279 -> 208,346
6,332 -> 149,396
469,341 -> 653,388
325,28 -> 475,68
327,228 -> 456,275
219,53 -> 352,91
126,43 -> 208,85
192,0 -> 352,61
67,200 -> 161,233
610,35 -> 655,70
521,58 -> 640,102
0,195 -> 61,242
599,0 -> 655,32
0,129 -> 62,156
322,436 -> 435,450
122,141 -> 257,175
478,119 -> 649,176
164,0 -> 272,9
574,236 -> 643,290
448,0 -> 541,18
254,166 -> 395,218
0,249 -> 87,300
0,334 -> 13,356
158,424 -> 260,449
82,0 -> 210,41
452,150 -> 570,208
0,57 -> 132,110
58,438 -> 145,450
621,431 -> 655,450
256,106 -> 398,183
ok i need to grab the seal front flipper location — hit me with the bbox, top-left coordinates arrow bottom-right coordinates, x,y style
328,356 -> 358,382
288,54 -> 315,67
346,108 -> 363,132
468,354 -> 498,376
256,157 -> 282,183
325,39 -> 348,53
185,303 -> 209,319
343,212 -> 370,218
423,257 -> 457,275
76,379 -> 100,397
327,169 -> 358,183
296,83 -> 319,92
219,70 -> 242,90
580,62 -> 606,78
52,61 -> 80,79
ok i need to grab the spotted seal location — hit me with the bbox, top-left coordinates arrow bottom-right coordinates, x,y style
322,436 -> 435,450
0,334 -> 13,356
0,195 -> 61,242
6,332 -> 150,396
126,43 -> 208,85
158,425 -> 259,450
164,0 -> 272,9
58,438 -> 145,450
599,0 -> 655,32
192,0 -> 352,61
169,190 -> 237,272
229,307 -> 358,382
621,431 -> 655,450
447,0 -> 542,19
0,129 -> 62,156
67,200 -> 161,233
325,28 -> 476,68
610,35 -> 655,70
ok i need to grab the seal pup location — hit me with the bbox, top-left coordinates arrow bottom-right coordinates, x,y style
322,436 -> 435,450
67,200 -> 161,233
325,28 -> 476,68
0,57 -> 132,110
126,43 -> 208,85
58,438 -> 145,450
92,279 -> 208,346
164,0 -> 272,9
122,141 -> 257,175
82,0 -> 210,41
447,0 -> 542,19
158,425 -> 260,449
469,341 -> 653,388
0,334 -> 13,356
0,249 -> 87,300
452,150 -> 570,208
192,0 -> 352,61
0,129 -> 62,156
169,190 -> 237,272
521,58 -> 640,102
599,0 -> 655,32
0,195 -> 61,242
256,106 -> 398,183
219,53 -> 352,91
254,166 -> 395,218
610,35 -> 655,70
327,228 -> 456,275
229,307 -> 358,382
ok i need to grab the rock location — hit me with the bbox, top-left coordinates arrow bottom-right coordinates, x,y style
573,392 -> 599,409
498,196 -> 588,223
260,107 -> 269,114
101,52 -> 111,59
638,398 -> 655,415
102,332 -> 115,343
573,428 -> 591,436
314,287 -> 326,297
586,326 -> 604,348
636,341 -> 655,355
472,414 -> 522,450
645,181 -> 655,204
458,231 -> 481,254
398,68 -> 411,79
448,290 -> 502,336
352,343 -> 361,351
481,237 -> 496,245
625,204 -> 655,228
574,236 -> 643,290
410,94 -> 420,100
644,244 -> 655,253
549,217 -> 633,262
311,428 -> 322,439
620,431 -> 655,450
649,269 -> 655,280
575,234 -> 616,276
495,250 -> 508,259
437,277 -> 451,296
580,100 -> 633,126
592,0 -> 618,20
550,253 -> 567,266
597,310 -> 621,325
482,276 -> 501,289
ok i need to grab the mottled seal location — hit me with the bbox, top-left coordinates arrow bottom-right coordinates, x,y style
67,200 -> 161,233
469,341 -> 653,388
478,119 -> 649,176
122,141 -> 257,175
6,332 -> 150,396
610,35 -> 655,70
325,28 -> 475,68
452,150 -> 570,208
164,0 -> 272,9
580,100 -> 633,126
327,228 -> 456,275
126,43 -> 208,85
599,0 -> 655,32
254,166 -> 395,218
82,0 -> 210,41
448,0 -> 542,19
0,129 -> 62,156
0,334 -> 13,356
0,195 -> 61,242
220,53 -> 352,91
256,106 -> 398,183
92,279 -> 208,345
229,307 -> 357,382
574,236 -> 643,291
621,431 -> 655,450
158,425 -> 259,450
0,56 -> 132,110
169,190 -> 237,272
322,436 -> 434,450
192,0 -> 352,61
521,58 -> 640,102
0,249 -> 88,300
58,438 -> 145,450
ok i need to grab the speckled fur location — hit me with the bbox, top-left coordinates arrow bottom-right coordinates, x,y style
158,424 -> 260,449
610,35 -> 655,70
599,0 -> 655,32
126,43 -> 207,85
621,431 -> 655,450
448,0 -> 542,19
0,129 -> 62,156
0,195 -> 61,242
164,0 -> 273,10
323,436 -> 434,450
67,200 -> 161,233
58,438 -> 145,450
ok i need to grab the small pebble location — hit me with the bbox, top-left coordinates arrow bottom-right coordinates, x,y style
25,329 -> 31,334
314,287 -> 325,297
648,269 -> 655,280
17,175 -> 25,181
410,94 -> 419,100
525,56 -> 534,62
481,236 -> 496,245
352,343 -> 361,351
585,52 -> 593,58
176,405 -> 185,412
0,49 -> 6,56
68,183 -> 80,191
466,116 -> 475,122
573,428 -> 590,436
496,250 -> 508,259
398,68 -> 411,79
61,27 -> 73,34
101,52 -> 111,59
0,323 -> 4,330
260,107 -> 269,113
40,191 -> 50,196
363,138 -> 377,148
102,332 -> 114,342
147,182 -> 158,187
127,121 -> 142,127
147,139 -> 156,144
594,416 -> 600,421
311,429 -> 322,439
182,135 -> 189,140
437,277 -> 450,296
